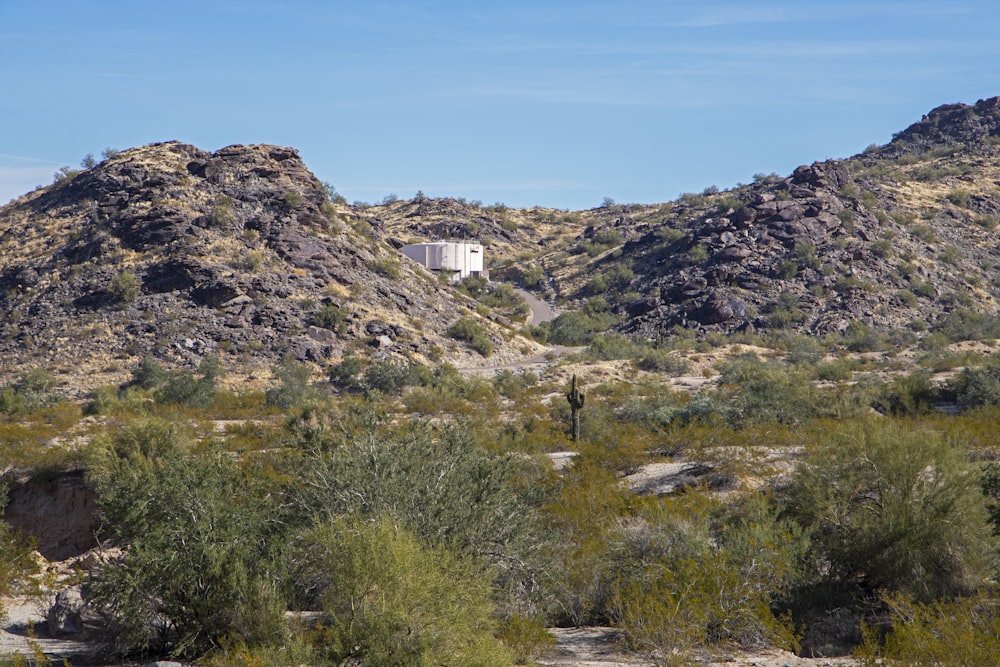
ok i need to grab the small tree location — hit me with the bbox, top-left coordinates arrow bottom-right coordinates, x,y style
783,419 -> 995,601
298,516 -> 512,666
265,358 -> 317,409
86,422 -> 287,659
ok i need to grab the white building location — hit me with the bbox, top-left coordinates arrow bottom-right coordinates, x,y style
400,241 -> 485,283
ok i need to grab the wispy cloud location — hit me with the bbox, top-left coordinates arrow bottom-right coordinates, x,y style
0,153 -> 63,165
0,166 -> 54,204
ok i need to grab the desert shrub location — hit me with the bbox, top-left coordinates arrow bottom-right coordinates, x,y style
585,333 -> 645,360
873,370 -> 936,416
766,292 -> 806,328
155,357 -> 221,408
981,461 -> 1000,537
933,308 -> 1000,342
544,459 -> 633,625
944,366 -> 1000,411
328,355 -> 363,390
370,256 -> 401,278
86,422 -> 287,659
0,368 -> 59,416
265,358 -> 318,409
0,481 -> 41,622
447,318 -> 494,357
783,419 -> 995,602
945,188 -> 971,207
491,368 -> 538,399
856,592 -> 1000,667
478,282 -> 529,318
108,271 -> 141,306
638,348 -> 691,374
362,360 -> 429,395
715,355 -> 819,426
129,357 -> 169,389
296,516 -> 511,667
497,613 -> 556,664
840,321 -> 887,352
292,422 -> 553,612
610,492 -> 806,663
521,264 -> 545,288
456,274 -> 489,299
124,356 -> 220,408
813,357 -> 860,382
910,224 -> 938,243
687,244 -> 709,263
311,303 -> 346,333
547,301 -> 619,345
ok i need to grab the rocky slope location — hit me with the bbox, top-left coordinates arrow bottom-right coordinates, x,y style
367,97 -> 1000,342
0,142 -> 539,393
543,97 -> 1000,339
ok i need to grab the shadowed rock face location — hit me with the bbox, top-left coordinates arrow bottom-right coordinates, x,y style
0,142 -> 530,392
4,470 -> 99,560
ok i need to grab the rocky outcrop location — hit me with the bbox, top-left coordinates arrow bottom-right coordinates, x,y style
3,469 -> 99,560
542,97 -> 1000,338
0,142 -> 537,392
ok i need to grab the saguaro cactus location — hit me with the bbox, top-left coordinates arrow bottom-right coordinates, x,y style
566,374 -> 585,441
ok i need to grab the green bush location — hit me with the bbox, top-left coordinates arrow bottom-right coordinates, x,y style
447,317 -> 494,357
933,309 -> 1000,342
638,348 -> 691,374
155,357 -> 221,408
108,271 -> 141,307
783,420 -> 995,601
715,355 -> 819,426
547,301 -> 619,345
292,422 -> 552,612
86,422 -> 287,659
298,516 -> 512,667
125,357 -> 221,408
328,355 -> 363,390
265,359 -> 318,409
362,360 -> 429,394
0,368 -> 58,415
945,366 -> 1000,410
873,370 -> 936,416
0,480 -> 41,622
857,592 -> 1000,666
611,492 -> 806,662
311,303 -> 347,333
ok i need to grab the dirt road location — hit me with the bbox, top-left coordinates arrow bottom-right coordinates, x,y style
515,287 -> 555,325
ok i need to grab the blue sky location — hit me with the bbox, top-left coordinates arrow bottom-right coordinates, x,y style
2,1 -> 999,209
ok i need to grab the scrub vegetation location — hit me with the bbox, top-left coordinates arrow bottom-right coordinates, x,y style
3,332 -> 1000,666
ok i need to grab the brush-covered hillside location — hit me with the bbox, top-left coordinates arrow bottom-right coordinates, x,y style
0,142 -> 540,392
371,97 -> 1000,345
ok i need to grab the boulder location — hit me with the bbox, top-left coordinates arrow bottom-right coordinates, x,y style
47,586 -> 104,638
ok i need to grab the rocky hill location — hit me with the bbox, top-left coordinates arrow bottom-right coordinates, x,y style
365,98 -> 1000,343
421,97 -> 1000,341
0,142 -> 539,393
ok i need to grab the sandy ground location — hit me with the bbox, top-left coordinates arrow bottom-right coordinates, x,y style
0,596 -> 91,662
540,627 -> 858,667
0,597 -> 859,667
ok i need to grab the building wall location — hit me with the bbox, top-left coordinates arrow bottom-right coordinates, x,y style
401,242 -> 484,282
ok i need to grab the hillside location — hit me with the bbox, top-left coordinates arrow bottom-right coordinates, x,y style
553,97 -> 1000,340
0,142 -> 540,393
372,97 -> 1000,343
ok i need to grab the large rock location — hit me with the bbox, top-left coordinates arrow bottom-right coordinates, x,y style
47,585 -> 105,638
4,470 -> 99,560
